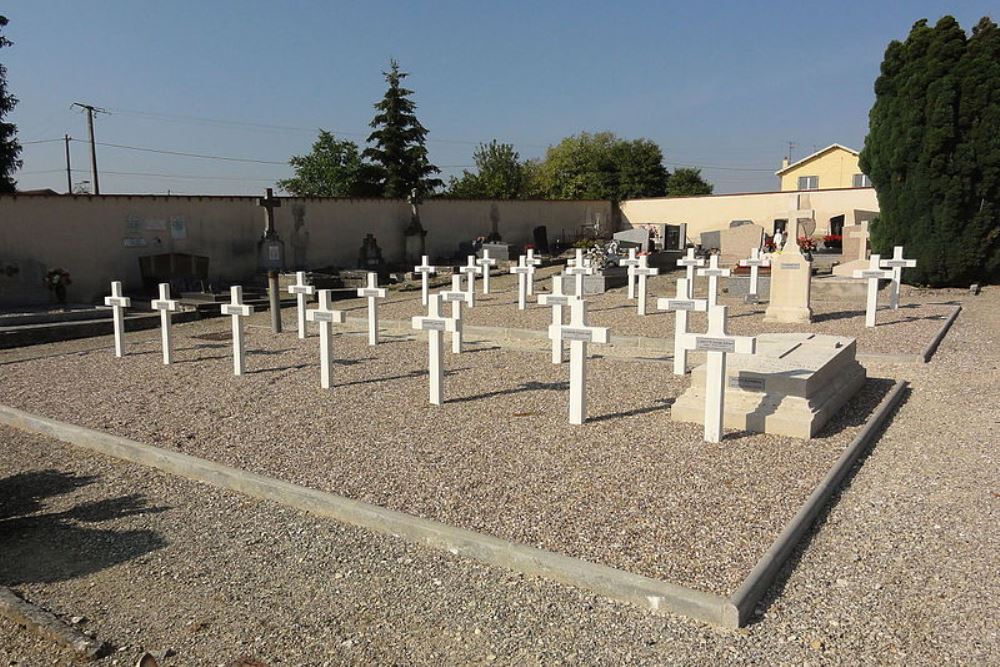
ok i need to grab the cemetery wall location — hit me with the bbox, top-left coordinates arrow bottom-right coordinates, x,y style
0,194 -> 610,305
619,187 -> 879,245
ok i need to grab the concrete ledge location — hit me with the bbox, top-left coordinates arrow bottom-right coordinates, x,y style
922,305 -> 961,363
726,380 -> 908,627
0,587 -> 109,661
0,404 -> 732,627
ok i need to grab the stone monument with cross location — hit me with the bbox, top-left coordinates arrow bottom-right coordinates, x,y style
697,254 -> 730,309
305,289 -> 346,389
151,282 -> 179,365
458,255 -> 482,305
256,188 -> 284,334
657,278 -> 708,376
832,221 -> 871,278
411,293 -> 458,405
879,246 -> 917,309
440,275 -> 473,353
853,255 -> 893,327
632,255 -> 659,316
287,271 -> 315,340
475,249 -> 497,294
547,299 -> 609,425
620,247 -> 641,300
413,255 -> 436,307
103,281 -> 131,358
738,247 -> 771,304
764,197 -> 814,324
537,276 -> 574,364
221,286 -> 254,376
677,305 -> 756,443
676,248 -> 705,299
509,255 -> 533,310
356,272 -> 387,346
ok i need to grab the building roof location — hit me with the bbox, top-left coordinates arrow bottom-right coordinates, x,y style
775,144 -> 860,176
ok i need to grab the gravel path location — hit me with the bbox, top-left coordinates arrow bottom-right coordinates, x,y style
0,310 -> 890,595
338,266 -> 958,356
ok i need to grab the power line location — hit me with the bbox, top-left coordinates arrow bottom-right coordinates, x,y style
20,138 -> 64,145
70,138 -> 289,165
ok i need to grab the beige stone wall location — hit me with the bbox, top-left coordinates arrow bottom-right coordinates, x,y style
0,194 -> 610,306
619,187 -> 879,246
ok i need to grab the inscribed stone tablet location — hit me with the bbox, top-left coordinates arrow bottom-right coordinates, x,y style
545,296 -> 571,305
695,337 -> 736,352
422,320 -> 447,331
859,270 -> 885,278
882,260 -> 909,267
780,262 -> 800,270
667,300 -> 696,310
744,294 -> 759,304
562,328 -> 595,342
729,376 -> 765,392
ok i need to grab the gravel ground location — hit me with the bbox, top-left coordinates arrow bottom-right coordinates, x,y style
0,307 -> 891,596
1,280 -> 996,667
336,266 -> 959,356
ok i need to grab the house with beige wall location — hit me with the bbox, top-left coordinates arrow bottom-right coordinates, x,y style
776,144 -> 870,191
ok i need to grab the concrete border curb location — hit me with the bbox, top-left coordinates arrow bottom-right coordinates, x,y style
725,380 -> 908,627
0,587 -> 109,661
922,305 -> 961,363
0,404 -> 732,627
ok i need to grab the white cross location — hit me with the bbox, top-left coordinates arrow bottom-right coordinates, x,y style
103,281 -> 132,358
739,247 -> 770,303
656,278 -> 708,376
356,272 -> 387,345
879,245 -> 916,310
287,271 -> 316,340
509,255 -> 533,310
680,305 -> 756,443
537,276 -> 575,364
440,274 -> 474,353
620,248 -> 641,300
697,255 -> 731,308
306,289 -> 346,389
525,248 -> 542,296
564,248 -> 594,297
458,255 -> 483,305
411,293 -> 457,406
220,286 -> 254,376
475,249 -> 497,295
632,255 -> 659,316
548,299 -> 609,425
676,248 -> 705,299
151,282 -> 179,365
413,255 -> 437,307
853,255 -> 893,327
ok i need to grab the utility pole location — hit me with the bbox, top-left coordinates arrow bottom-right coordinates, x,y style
71,102 -> 107,194
63,134 -> 72,193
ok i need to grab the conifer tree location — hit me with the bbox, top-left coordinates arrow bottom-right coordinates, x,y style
0,15 -> 22,193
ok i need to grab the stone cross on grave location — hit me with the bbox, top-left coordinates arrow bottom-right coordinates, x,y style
475,249 -> 497,295
509,255 -> 533,310
879,246 -> 917,310
440,274 -> 474,353
220,286 -> 254,376
621,247 -> 641,300
680,305 -> 756,443
783,201 -> 815,252
356,272 -> 387,346
524,248 -> 542,296
103,281 -> 132,358
548,299 -> 609,425
411,293 -> 457,406
632,255 -> 659,316
305,289 -> 346,389
739,247 -> 770,304
564,248 -> 594,297
413,255 -> 436,307
151,282 -> 179,365
697,254 -> 731,308
537,275 -> 575,364
287,271 -> 315,340
657,278 -> 708,376
853,255 -> 893,327
676,248 -> 705,299
458,255 -> 483,305
257,187 -> 283,334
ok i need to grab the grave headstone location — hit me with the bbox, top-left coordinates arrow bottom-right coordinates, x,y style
879,246 -> 916,310
305,289 -> 346,389
764,201 -> 814,323
287,271 -> 316,340
697,255 -> 730,308
656,278 -> 707,376
475,249 -> 497,294
441,275 -> 473,353
853,254 -> 893,327
151,282 -> 179,365
220,286 -> 254,376
676,248 -> 705,299
548,299 -> 609,425
103,281 -> 132,358
356,272 -> 387,345
413,255 -> 436,307
832,222 -> 870,277
537,276 -> 574,364
719,223 -> 765,265
633,255 -> 660,316
411,293 -> 457,405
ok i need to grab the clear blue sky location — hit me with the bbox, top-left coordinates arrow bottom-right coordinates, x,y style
4,1 -> 996,195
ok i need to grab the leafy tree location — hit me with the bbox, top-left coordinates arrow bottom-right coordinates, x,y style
363,59 -> 442,198
0,15 -> 21,193
535,132 -> 668,200
666,167 -> 714,197
447,140 -> 525,198
613,138 -> 668,199
860,16 -> 1000,286
278,130 -> 381,197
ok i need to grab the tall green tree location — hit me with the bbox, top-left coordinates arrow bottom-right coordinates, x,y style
363,59 -> 442,198
278,130 -> 381,197
0,15 -> 22,193
447,140 -> 525,198
613,138 -> 669,199
666,167 -> 714,197
535,131 -> 668,200
860,16 -> 1000,286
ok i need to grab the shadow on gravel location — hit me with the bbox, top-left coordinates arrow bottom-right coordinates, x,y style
0,469 -> 168,586
588,397 -> 674,423
812,309 -> 866,323
448,380 -> 568,404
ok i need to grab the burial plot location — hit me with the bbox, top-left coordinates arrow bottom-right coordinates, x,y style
475,249 -> 497,294
411,293 -> 457,406
220,286 -> 254,376
676,248 -> 705,299
103,281 -> 132,358
656,278 -> 707,376
672,332 -> 866,439
458,255 -> 482,305
288,271 -> 315,339
151,282 -> 179,365
305,289 -> 346,389
880,246 -> 917,310
356,272 -> 387,345
441,275 -> 473,353
697,255 -> 730,308
413,255 -> 436,307
509,256 -> 533,310
620,248 -> 641,299
548,299 -> 609,425
537,276 -> 574,364
632,255 -> 659,316
853,255 -> 893,327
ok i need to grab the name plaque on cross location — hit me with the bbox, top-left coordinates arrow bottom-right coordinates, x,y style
859,270 -> 886,279
695,337 -> 737,353
544,295 -> 572,306
665,300 -> 696,311
561,328 -> 596,342
422,320 -> 447,331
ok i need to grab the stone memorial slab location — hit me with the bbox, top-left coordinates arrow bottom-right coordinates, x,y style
719,223 -> 765,265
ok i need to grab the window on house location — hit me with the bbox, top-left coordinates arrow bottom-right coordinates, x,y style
853,173 -> 872,187
797,175 -> 819,190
